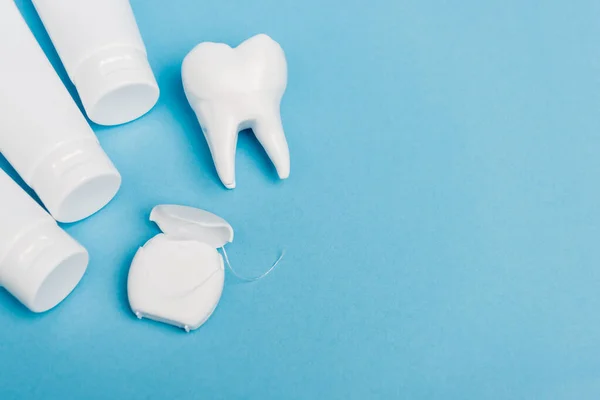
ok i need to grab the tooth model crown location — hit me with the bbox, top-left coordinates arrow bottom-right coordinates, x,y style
182,34 -> 290,189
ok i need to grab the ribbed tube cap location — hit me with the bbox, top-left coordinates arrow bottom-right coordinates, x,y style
0,222 -> 88,312
73,46 -> 160,126
30,140 -> 121,223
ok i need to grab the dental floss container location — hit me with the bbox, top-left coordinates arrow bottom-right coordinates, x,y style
128,205 -> 233,332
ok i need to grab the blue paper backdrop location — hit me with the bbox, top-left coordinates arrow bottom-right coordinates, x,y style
2,0 -> 600,398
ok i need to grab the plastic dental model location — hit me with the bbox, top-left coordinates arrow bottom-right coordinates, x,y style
32,0 -> 160,126
0,0 -> 121,223
182,34 -> 290,189
127,205 -> 233,332
0,169 -> 88,313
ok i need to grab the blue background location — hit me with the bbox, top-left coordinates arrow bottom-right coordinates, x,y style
2,0 -> 600,398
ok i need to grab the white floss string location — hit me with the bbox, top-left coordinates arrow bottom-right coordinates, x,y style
177,247 -> 285,297
179,267 -> 222,297
220,246 -> 285,282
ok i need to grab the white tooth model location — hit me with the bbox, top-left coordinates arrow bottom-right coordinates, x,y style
182,34 -> 290,189
128,205 -> 233,332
